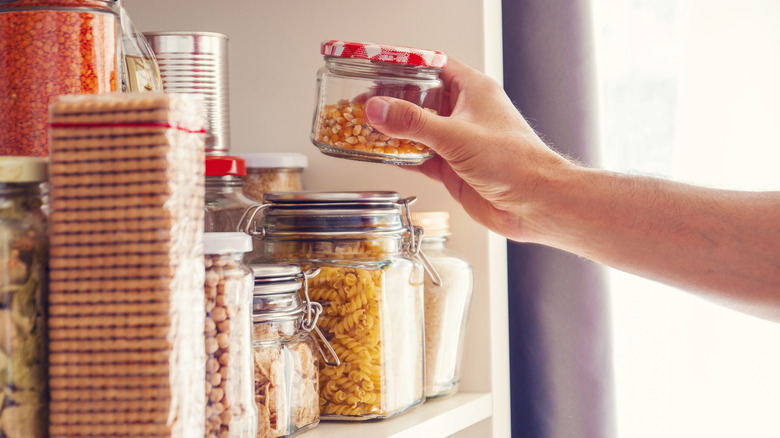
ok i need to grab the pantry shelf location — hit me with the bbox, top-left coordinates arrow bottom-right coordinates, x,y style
304,392 -> 492,438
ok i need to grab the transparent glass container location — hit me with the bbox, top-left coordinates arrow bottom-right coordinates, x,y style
0,0 -> 119,157
204,232 -> 258,438
204,155 -> 263,263
311,40 -> 446,165
253,191 -> 426,420
0,157 -> 48,437
410,211 -> 474,399
237,153 -> 307,203
250,263 -> 330,438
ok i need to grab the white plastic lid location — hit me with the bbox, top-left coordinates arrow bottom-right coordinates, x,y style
203,232 -> 253,254
236,152 -> 308,169
0,157 -> 48,183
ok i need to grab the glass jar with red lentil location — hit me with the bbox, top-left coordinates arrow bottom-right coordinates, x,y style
311,40 -> 447,165
0,0 -> 120,157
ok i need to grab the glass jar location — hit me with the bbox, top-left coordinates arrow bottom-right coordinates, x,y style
204,232 -> 258,438
0,0 -> 119,157
0,156 -> 48,437
250,263 -> 333,437
204,155 -> 263,263
237,153 -> 307,203
253,191 -> 426,420
310,40 -> 447,165
409,212 -> 474,398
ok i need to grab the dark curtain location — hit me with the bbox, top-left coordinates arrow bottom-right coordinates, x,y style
502,1 -> 615,437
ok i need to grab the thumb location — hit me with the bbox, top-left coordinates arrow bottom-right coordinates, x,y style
363,97 -> 452,152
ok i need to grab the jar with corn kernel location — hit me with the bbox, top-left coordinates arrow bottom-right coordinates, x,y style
204,232 -> 258,438
249,263 -> 332,438
251,191 -> 427,421
311,40 -> 446,165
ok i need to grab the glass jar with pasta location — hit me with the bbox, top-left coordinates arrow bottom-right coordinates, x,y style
250,191 -> 426,421
250,263 -> 333,437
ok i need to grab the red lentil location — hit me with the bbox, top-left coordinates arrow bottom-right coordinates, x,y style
0,0 -> 118,157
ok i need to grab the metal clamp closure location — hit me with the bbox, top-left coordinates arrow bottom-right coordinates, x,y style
400,197 -> 442,287
299,267 -> 340,367
237,203 -> 268,239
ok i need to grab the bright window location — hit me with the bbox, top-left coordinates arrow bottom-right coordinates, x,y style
592,0 -> 780,437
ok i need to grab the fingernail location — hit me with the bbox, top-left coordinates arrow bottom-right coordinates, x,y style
365,97 -> 390,125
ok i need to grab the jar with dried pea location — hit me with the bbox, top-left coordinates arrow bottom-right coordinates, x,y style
250,263 -> 332,437
256,192 -> 426,421
0,0 -> 119,157
204,232 -> 257,438
236,153 -> 307,203
311,40 -> 446,165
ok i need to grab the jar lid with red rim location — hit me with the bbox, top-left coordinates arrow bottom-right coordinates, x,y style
321,40 -> 447,68
205,155 -> 247,176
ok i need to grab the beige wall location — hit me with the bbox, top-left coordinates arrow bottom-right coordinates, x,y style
125,1 -> 509,435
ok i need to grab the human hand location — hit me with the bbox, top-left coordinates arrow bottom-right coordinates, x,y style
363,56 -> 576,242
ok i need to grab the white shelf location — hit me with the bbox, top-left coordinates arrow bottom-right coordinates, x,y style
303,393 -> 492,438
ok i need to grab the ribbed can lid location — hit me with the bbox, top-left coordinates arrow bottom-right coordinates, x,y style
410,211 -> 451,237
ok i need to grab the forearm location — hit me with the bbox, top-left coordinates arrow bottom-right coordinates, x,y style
526,167 -> 780,321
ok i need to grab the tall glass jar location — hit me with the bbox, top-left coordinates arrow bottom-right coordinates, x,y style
250,263 -> 328,437
311,40 -> 446,165
0,0 -> 119,156
204,155 -> 263,262
204,232 -> 257,438
253,191 -> 426,420
0,156 -> 48,437
410,212 -> 474,399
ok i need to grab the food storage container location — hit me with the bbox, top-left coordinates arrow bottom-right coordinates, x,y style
204,232 -> 258,438
311,40 -> 447,165
250,191 -> 426,420
0,156 -> 48,437
237,153 -> 307,203
250,263 -> 332,437
204,155 -> 263,262
410,211 -> 473,398
0,0 -> 119,157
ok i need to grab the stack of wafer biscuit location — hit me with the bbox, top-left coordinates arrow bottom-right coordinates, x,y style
47,93 -> 207,437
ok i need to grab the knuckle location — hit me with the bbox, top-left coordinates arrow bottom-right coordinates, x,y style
398,103 -> 427,136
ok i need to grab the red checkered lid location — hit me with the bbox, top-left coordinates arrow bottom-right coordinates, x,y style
321,40 -> 447,68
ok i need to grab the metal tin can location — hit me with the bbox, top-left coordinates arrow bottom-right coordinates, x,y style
248,191 -> 427,420
311,40 -> 446,165
144,31 -> 231,156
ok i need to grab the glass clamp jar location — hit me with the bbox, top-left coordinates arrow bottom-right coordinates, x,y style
250,263 -> 339,437
311,40 -> 447,165
204,232 -> 258,438
246,191 -> 432,421
409,211 -> 474,399
236,152 -> 308,203
0,0 -> 119,157
0,156 -> 48,438
204,155 -> 263,262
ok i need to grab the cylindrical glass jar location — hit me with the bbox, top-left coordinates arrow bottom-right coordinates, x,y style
204,232 -> 258,438
311,40 -> 447,165
204,155 -> 263,263
250,263 -> 326,437
410,212 -> 473,399
237,153 -> 307,203
0,156 -> 49,437
0,0 -> 119,157
255,191 -> 426,420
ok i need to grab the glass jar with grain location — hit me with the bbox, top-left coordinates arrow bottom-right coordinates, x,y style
237,153 -> 307,203
0,0 -> 119,157
311,40 -> 446,165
